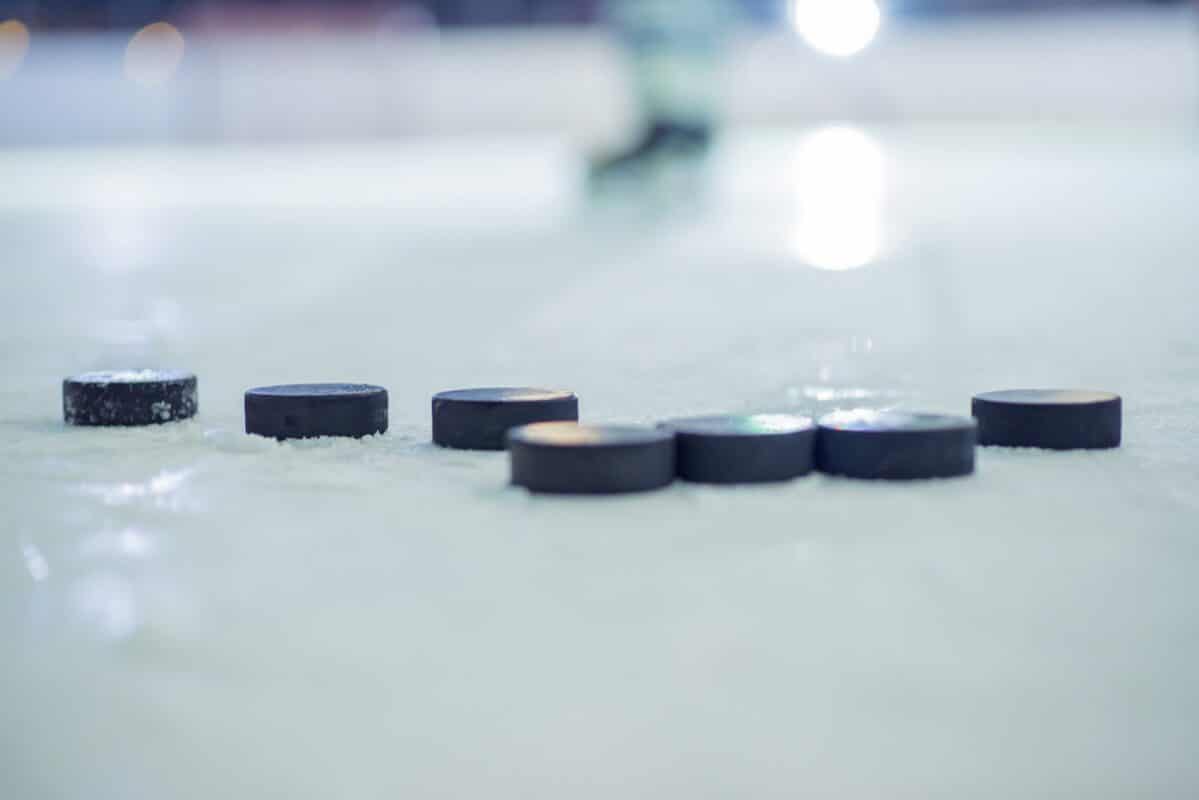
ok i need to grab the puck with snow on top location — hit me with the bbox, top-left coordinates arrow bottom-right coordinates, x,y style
245,384 -> 388,440
815,410 -> 976,480
972,389 -> 1121,450
433,387 -> 578,451
660,414 -> 816,484
63,370 -> 197,426
508,422 -> 675,495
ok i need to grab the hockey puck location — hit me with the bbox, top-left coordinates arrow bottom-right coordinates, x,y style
508,422 -> 675,495
972,389 -> 1121,450
660,414 -> 816,484
245,384 -> 388,440
63,369 -> 197,426
815,410 -> 976,480
433,387 -> 578,451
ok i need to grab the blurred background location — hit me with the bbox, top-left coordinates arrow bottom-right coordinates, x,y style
0,0 -> 1194,149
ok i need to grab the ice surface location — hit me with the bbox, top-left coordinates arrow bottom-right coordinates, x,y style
2,123 -> 1199,799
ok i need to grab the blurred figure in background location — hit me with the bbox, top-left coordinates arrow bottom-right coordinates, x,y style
591,0 -> 739,180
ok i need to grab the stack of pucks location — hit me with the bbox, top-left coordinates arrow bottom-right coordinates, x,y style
972,390 -> 1121,450
63,370 -> 198,426
508,422 -> 675,494
244,384 -> 388,440
815,410 -> 977,480
659,414 -> 816,484
432,388 -> 578,451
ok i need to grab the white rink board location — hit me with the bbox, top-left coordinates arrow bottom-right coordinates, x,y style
2,123 -> 1198,799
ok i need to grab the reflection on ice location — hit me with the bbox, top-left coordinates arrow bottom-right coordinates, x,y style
70,573 -> 140,640
792,126 -> 885,271
79,528 -> 156,561
790,386 -> 901,403
21,542 -> 50,582
83,468 -> 194,508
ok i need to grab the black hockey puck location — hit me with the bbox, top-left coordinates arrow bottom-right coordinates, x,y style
508,422 -> 675,495
245,384 -> 388,440
815,410 -> 976,480
972,389 -> 1121,450
63,369 -> 197,426
660,414 -> 816,484
433,387 -> 578,451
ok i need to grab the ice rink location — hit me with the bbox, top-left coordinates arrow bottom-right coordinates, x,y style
3,17 -> 1199,798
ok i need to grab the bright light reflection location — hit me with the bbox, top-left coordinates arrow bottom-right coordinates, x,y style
790,0 -> 881,58
124,21 -> 185,87
21,542 -> 49,582
0,19 -> 30,79
792,126 -> 885,271
794,386 -> 895,404
71,573 -> 140,640
84,468 -> 193,507
80,528 -> 156,561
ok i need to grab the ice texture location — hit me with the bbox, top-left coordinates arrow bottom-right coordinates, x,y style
3,124 -> 1199,800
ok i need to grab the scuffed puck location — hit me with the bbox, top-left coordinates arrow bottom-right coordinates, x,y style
660,414 -> 816,484
816,410 -> 976,480
433,387 -> 578,451
63,369 -> 197,426
972,389 -> 1121,450
245,384 -> 388,440
508,422 -> 675,495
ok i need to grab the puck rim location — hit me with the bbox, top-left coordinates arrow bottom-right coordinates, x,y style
246,383 -> 387,398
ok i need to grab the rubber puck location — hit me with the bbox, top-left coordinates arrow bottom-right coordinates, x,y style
815,410 -> 976,480
433,387 -> 578,451
972,389 -> 1121,450
63,369 -> 197,426
660,414 -> 816,484
245,384 -> 388,440
508,422 -> 675,495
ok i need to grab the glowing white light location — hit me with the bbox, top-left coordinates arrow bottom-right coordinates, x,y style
792,126 -> 885,271
790,0 -> 881,58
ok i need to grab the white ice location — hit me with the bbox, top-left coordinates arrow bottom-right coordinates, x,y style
2,120 -> 1198,797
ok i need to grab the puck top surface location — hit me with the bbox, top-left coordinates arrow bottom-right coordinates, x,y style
69,369 -> 194,384
247,383 -> 385,398
819,409 -> 976,434
664,413 -> 815,437
434,387 -> 576,404
973,389 -> 1119,406
509,422 -> 672,448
